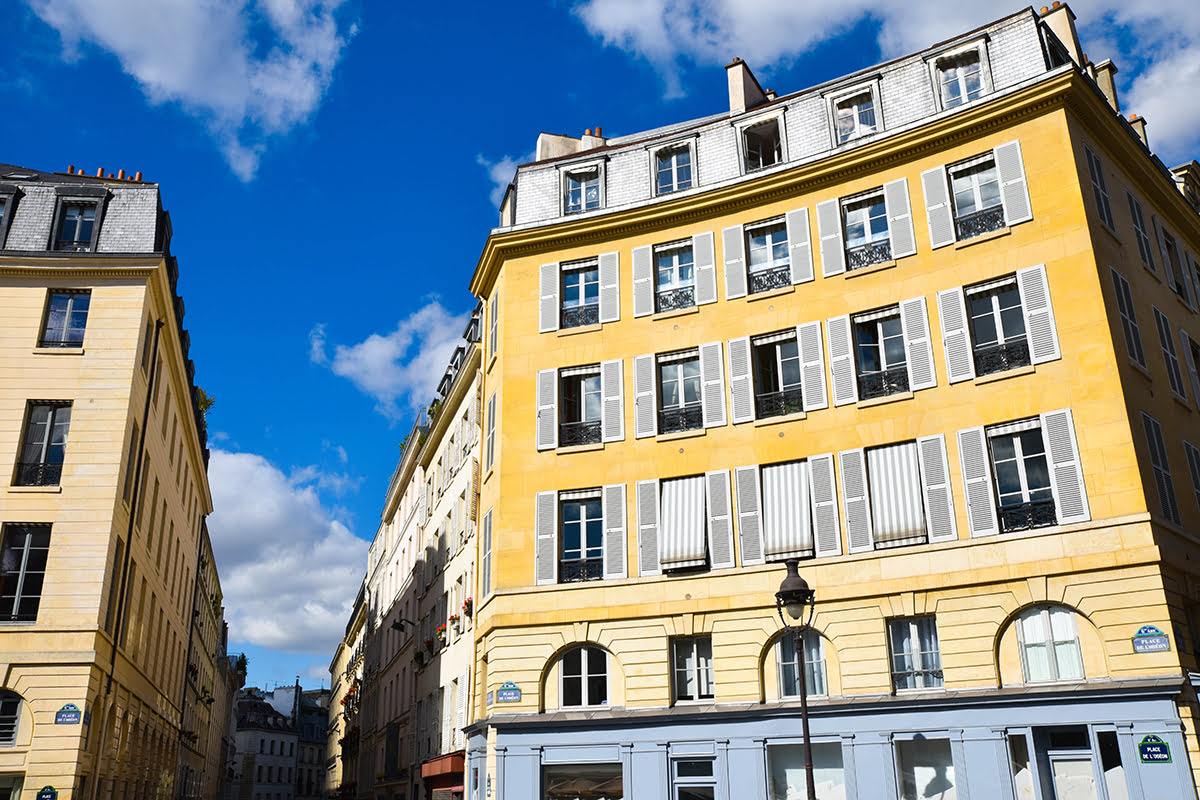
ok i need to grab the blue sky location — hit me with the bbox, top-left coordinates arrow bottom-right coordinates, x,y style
4,0 -> 1197,690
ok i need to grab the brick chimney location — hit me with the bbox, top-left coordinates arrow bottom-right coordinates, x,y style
725,58 -> 767,116
1040,3 -> 1083,66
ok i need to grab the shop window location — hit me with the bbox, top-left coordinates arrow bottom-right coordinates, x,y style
672,759 -> 715,800
542,763 -> 622,800
767,742 -> 846,800
895,737 -> 957,800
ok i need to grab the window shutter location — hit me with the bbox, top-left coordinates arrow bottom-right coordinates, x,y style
699,341 -> 727,428
481,509 -> 491,596
839,448 -> 874,553
598,251 -> 620,323
603,483 -> 627,579
636,479 -> 661,576
470,458 -> 479,521
994,140 -> 1033,225
1151,216 -> 1168,283
535,369 -> 558,451
917,434 -> 957,543
957,426 -> 998,536
900,296 -> 937,391
632,245 -> 654,317
1040,408 -> 1090,525
727,337 -> 754,424
808,454 -> 842,557
816,199 -> 845,277
826,315 -> 858,406
1182,329 -> 1200,408
633,354 -> 656,439
601,359 -> 625,442
1189,252 -> 1200,309
722,225 -> 747,299
705,470 -> 735,569
883,178 -> 917,258
539,262 -> 559,333
534,491 -> 557,585
937,287 -> 976,383
694,231 -> 718,305
455,668 -> 469,745
921,166 -> 955,249
1016,264 -> 1061,364
734,465 -> 765,566
785,208 -> 814,284
797,322 -> 828,411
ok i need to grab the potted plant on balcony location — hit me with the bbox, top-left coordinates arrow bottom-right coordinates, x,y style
436,623 -> 448,644
462,597 -> 473,618
448,613 -> 461,632
424,637 -> 435,652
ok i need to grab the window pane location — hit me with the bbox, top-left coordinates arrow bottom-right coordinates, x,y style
768,742 -> 846,800
896,738 -> 956,800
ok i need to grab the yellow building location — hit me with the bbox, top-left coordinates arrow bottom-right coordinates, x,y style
464,6 -> 1200,799
1,163 -> 218,798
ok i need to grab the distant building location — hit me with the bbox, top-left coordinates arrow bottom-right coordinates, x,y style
297,689 -> 331,799
232,691 -> 299,800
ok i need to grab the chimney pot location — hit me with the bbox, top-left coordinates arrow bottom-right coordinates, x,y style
77,169 -> 85,175
118,169 -> 126,179
595,126 -> 602,137
134,172 -> 143,181
584,128 -> 592,136
1053,1 -> 1060,7
1040,6 -> 1048,12
67,164 -> 75,174
96,167 -> 104,177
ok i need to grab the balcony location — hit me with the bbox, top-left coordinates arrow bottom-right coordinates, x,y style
972,338 -> 1031,377
37,332 -> 84,348
954,206 -> 1005,241
655,285 -> 695,313
856,366 -> 909,401
846,240 -> 892,271
748,265 -> 790,295
998,498 -> 1056,533
559,558 -> 603,583
755,387 -> 804,419
561,304 -> 599,329
14,462 -> 63,487
658,404 -> 703,434
559,420 -> 602,447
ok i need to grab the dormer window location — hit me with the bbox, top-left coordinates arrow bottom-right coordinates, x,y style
655,143 -> 694,195
743,119 -> 782,172
564,166 -> 602,214
0,185 -> 16,248
832,87 -> 878,144
930,42 -> 991,111
56,203 -> 97,251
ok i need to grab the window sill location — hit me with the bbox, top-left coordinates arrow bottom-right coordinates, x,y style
8,484 -> 63,493
653,305 -> 699,321
656,428 -> 706,443
754,411 -> 806,427
1128,358 -> 1152,380
1172,391 -> 1191,411
1099,222 -> 1121,246
483,466 -> 494,485
857,390 -> 913,409
487,353 -> 497,374
746,285 -> 794,302
973,364 -> 1035,385
1143,263 -> 1161,282
954,226 -> 1010,249
557,323 -> 601,337
1174,291 -> 1194,314
32,347 -> 85,356
556,442 -> 604,455
844,259 -> 896,279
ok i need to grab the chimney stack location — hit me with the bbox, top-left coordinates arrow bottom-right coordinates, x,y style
725,57 -> 767,116
1128,114 -> 1148,148
96,167 -> 104,177
1093,60 -> 1120,113
1040,3 -> 1083,66
134,172 -> 143,181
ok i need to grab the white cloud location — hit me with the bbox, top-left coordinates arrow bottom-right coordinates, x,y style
308,323 -> 329,365
289,463 -> 361,497
26,0 -> 356,180
207,449 -> 367,654
477,152 -> 531,208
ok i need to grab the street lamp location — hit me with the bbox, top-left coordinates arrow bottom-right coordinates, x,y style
775,558 -> 817,800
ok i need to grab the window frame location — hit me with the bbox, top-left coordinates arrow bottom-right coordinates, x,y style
656,349 -> 703,434
1083,146 -> 1116,230
948,153 -> 1003,224
888,615 -> 943,691
964,276 -> 1032,376
735,110 -> 787,175
672,635 -> 715,702
1015,605 -> 1085,683
0,184 -> 18,249
929,40 -> 992,111
751,331 -> 803,419
840,188 -> 891,269
0,522 -> 52,624
651,139 -> 697,196
827,81 -> 882,146
1126,193 -> 1156,272
50,191 -> 107,253
38,288 -> 92,349
558,490 -> 604,583
852,306 -> 908,400
559,644 -> 609,708
559,259 -> 601,329
744,217 -> 791,294
776,629 -> 827,698
985,418 -> 1055,531
485,391 -> 497,472
14,400 -> 72,487
654,239 -> 697,312
560,161 -> 605,215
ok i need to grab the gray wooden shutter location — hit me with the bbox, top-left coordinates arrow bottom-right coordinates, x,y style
1152,216 -> 1168,283
603,483 -> 627,579
705,470 -> 735,569
534,491 -> 558,585
808,454 -> 842,557
883,178 -> 917,258
722,225 -> 747,299
994,140 -> 1033,225
798,321 -> 828,411
694,231 -> 718,305
633,354 -> 656,439
699,341 -> 727,428
535,369 -> 558,451
598,251 -> 620,323
636,479 -> 661,576
734,465 -> 765,566
937,287 -> 976,383
539,262 -> 559,333
727,336 -> 754,424
900,296 -> 937,391
917,434 -> 957,543
839,448 -> 874,553
826,315 -> 858,406
1182,328 -> 1200,408
957,426 -> 998,537
921,166 -> 955,249
601,359 -> 625,442
785,208 -> 814,284
1040,408 -> 1090,525
632,245 -> 654,317
816,199 -> 845,277
1016,264 -> 1060,364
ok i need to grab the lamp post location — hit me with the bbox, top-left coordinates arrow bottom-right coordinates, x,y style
775,558 -> 817,800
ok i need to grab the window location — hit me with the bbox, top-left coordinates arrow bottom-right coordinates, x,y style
560,645 -> 607,707
743,119 -> 782,171
15,401 -> 72,486
833,89 -> 877,143
0,190 -> 14,248
55,201 -> 99,251
657,350 -> 702,433
768,742 -> 846,800
777,629 -> 826,697
889,616 -> 942,690
0,523 -> 51,622
656,144 -> 693,194
937,47 -> 985,108
559,492 -> 603,583
655,240 -> 695,313
986,418 -> 1055,532
853,307 -> 908,400
864,441 -> 928,549
1017,606 -> 1084,682
1110,269 -> 1147,367
543,764 -> 622,800
672,759 -> 715,800
481,510 -> 493,597
1127,193 -> 1156,272
672,636 -> 714,702
1152,306 -> 1188,399
745,219 -> 790,294
948,154 -> 1004,239
559,366 -> 601,446
842,190 -> 890,270
485,392 -> 496,471
1160,228 -> 1191,303
1083,146 -> 1115,229
896,738 -> 957,800
1184,442 -> 1200,515
38,289 -> 90,348
564,167 -> 601,214
560,260 -> 600,329
488,292 -> 499,360
966,277 -> 1030,376
1142,412 -> 1181,524
752,331 -> 802,418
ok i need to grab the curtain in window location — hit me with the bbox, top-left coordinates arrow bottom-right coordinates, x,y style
762,460 -> 813,559
868,442 -> 926,547
1019,611 -> 1053,681
660,476 -> 707,569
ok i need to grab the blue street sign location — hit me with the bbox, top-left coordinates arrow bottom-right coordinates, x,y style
496,681 -> 521,703
1138,734 -> 1171,763
54,703 -> 82,724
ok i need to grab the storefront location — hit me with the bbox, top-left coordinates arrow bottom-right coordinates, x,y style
422,750 -> 466,800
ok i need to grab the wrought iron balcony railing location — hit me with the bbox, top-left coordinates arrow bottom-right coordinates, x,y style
561,304 -> 600,329
972,338 -> 1031,377
748,265 -> 791,294
846,240 -> 892,271
559,558 -> 603,583
856,366 -> 910,401
655,285 -> 695,313
658,404 -> 703,434
14,462 -> 63,487
37,333 -> 84,348
998,498 -> 1056,533
559,420 -> 602,447
954,206 -> 1006,240
755,387 -> 804,419
891,665 -> 945,690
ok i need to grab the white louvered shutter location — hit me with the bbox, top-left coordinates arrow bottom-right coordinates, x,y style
699,342 -> 727,428
455,668 -> 469,746
1040,408 -> 1090,525
480,509 -> 491,595
994,140 -> 1033,225
601,359 -> 624,442
785,208 -> 814,284
900,296 -> 937,391
535,369 -> 558,451
921,166 -> 955,249
603,483 -> 627,579
734,465 -> 765,566
808,454 -> 842,557
694,231 -> 718,305
705,470 -> 735,569
1016,264 -> 1061,364
633,354 -> 656,439
727,337 -> 754,424
1182,329 -> 1200,408
469,458 -> 479,520
917,434 -> 957,543
598,251 -> 620,323
957,426 -> 998,536
636,479 -> 661,576
797,321 -> 828,411
534,491 -> 557,585
722,225 -> 747,299
839,448 -> 873,553
632,245 -> 654,317
539,262 -> 559,333
816,199 -> 845,277
937,287 -> 976,383
883,178 -> 917,258
826,315 -> 858,406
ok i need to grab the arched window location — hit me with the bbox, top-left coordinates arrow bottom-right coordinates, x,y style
776,630 -> 827,697
1017,605 -> 1083,682
560,645 -> 607,708
0,690 -> 21,745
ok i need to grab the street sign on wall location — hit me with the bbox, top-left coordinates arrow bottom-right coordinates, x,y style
1132,625 -> 1170,653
